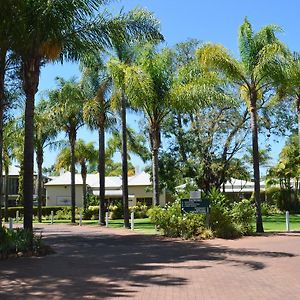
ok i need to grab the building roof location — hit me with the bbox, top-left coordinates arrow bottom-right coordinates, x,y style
45,171 -> 150,188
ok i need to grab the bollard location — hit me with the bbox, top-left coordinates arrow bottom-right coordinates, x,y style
79,211 -> 82,226
286,211 -> 290,232
98,207 -> 101,225
105,211 -> 109,227
9,217 -> 13,230
51,210 -> 54,225
131,212 -> 134,230
16,210 -> 19,223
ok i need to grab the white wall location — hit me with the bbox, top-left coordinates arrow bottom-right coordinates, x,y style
46,185 -> 84,207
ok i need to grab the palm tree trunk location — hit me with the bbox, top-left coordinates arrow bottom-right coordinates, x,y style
4,164 -> 9,222
81,162 -> 87,212
250,96 -> 264,233
36,145 -> 43,222
22,57 -> 40,231
151,125 -> 160,206
121,93 -> 130,228
0,50 -> 6,227
69,129 -> 76,223
98,120 -> 105,226
297,97 -> 300,148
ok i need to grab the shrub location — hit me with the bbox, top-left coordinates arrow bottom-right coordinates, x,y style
148,201 -> 206,239
261,202 -> 282,216
231,199 -> 255,235
109,203 -> 123,220
0,226 -> 44,259
129,202 -> 149,219
1,206 -> 72,219
86,194 -> 99,206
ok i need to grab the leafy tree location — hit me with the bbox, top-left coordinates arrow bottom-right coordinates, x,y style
10,0 -> 164,230
55,140 -> 98,211
197,18 -> 286,232
34,99 -> 62,222
120,45 -> 175,205
49,79 -> 85,223
82,59 -> 115,224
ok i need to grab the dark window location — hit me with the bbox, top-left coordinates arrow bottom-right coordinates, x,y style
137,198 -> 153,207
7,177 -> 19,195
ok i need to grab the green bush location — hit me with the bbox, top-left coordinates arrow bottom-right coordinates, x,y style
109,203 -> 123,220
0,226 -> 43,259
86,194 -> 99,206
261,202 -> 282,216
148,201 -> 206,239
129,202 -> 149,219
1,206 -> 72,219
231,199 -> 255,235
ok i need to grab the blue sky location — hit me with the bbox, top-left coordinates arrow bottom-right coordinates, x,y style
39,0 -> 299,170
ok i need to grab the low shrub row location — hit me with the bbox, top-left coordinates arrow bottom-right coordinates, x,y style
1,206 -> 71,219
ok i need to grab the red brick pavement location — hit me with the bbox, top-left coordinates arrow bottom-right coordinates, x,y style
0,224 -> 300,299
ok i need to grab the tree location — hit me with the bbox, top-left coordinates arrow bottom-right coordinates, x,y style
49,79 -> 85,223
273,52 -> 300,146
35,99 -> 61,222
197,18 -> 286,232
120,46 -> 175,205
10,0 -> 164,230
55,140 -> 97,212
82,59 -> 114,225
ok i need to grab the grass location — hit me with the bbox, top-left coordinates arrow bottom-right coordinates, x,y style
31,217 -> 158,235
17,214 -> 300,234
262,214 -> 300,232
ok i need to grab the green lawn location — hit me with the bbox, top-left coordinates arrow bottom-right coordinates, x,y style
262,214 -> 300,232
31,214 -> 300,234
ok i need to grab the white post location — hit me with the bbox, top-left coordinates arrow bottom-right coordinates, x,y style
79,211 -> 82,226
16,210 -> 19,223
131,212 -> 134,231
105,211 -> 109,227
51,210 -> 54,225
9,217 -> 13,230
286,211 -> 290,232
98,206 -> 101,225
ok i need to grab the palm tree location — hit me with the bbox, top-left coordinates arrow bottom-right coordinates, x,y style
55,140 -> 97,211
112,46 -> 174,205
197,18 -> 286,232
82,59 -> 114,225
273,52 -> 300,147
0,3 -> 15,226
49,79 -> 85,223
10,0 -> 164,230
35,99 -> 62,222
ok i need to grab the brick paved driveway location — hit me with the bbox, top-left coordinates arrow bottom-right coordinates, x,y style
0,224 -> 300,299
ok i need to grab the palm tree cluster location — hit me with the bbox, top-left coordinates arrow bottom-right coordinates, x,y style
1,10 -> 298,234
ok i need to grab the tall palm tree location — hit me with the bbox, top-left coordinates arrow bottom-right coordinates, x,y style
0,3 -> 15,226
197,18 -> 286,232
55,140 -> 97,211
114,46 -> 174,205
35,99 -> 62,222
273,52 -> 300,146
82,59 -> 114,225
11,0 -> 164,230
49,79 -> 85,223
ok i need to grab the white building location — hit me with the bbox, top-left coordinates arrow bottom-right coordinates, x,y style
44,171 -> 167,207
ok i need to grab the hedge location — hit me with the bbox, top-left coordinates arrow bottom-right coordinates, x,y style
1,206 -> 71,218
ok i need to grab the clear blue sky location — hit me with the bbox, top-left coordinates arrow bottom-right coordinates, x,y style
39,0 -> 300,170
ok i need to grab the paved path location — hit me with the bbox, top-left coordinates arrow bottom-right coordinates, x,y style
1,224 -> 300,299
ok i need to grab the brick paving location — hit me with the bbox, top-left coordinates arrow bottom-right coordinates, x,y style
1,224 -> 300,299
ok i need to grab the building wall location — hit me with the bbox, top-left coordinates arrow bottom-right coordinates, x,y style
46,185 -> 84,207
128,186 -> 166,206
46,184 -> 167,207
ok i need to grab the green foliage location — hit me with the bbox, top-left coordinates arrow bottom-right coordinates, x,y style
86,194 -> 99,206
130,202 -> 149,219
148,201 -> 206,239
109,203 -> 124,220
231,199 -> 255,235
0,227 -> 43,259
261,202 -> 282,216
1,206 -> 71,219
